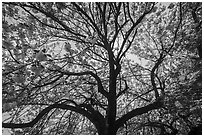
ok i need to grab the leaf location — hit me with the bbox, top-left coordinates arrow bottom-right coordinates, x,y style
64,42 -> 71,52
3,40 -> 14,50
35,50 -> 47,61
152,6 -> 158,13
168,3 -> 175,9
156,11 -> 161,16
91,38 -> 97,46
3,102 -> 17,112
31,65 -> 44,75
13,74 -> 26,83
3,103 -> 12,112
174,101 -> 183,108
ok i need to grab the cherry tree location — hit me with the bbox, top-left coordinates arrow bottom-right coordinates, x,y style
2,2 -> 201,135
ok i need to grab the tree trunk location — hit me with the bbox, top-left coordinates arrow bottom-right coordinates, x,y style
97,125 -> 117,135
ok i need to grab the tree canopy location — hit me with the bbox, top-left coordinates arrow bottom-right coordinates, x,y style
2,2 -> 202,135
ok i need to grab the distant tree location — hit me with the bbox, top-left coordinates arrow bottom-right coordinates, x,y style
2,2 -> 201,135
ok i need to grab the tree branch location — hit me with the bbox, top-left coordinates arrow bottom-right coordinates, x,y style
117,3 -> 155,60
19,5 -> 67,32
165,3 -> 182,55
139,121 -> 178,134
72,2 -> 104,40
117,80 -> 129,98
115,100 -> 163,130
2,103 -> 94,129
20,2 -> 85,38
150,54 -> 164,99
119,28 -> 138,61
51,69 -> 108,98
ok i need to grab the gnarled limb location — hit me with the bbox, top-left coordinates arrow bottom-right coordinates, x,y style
115,100 -> 163,130
3,103 -> 91,128
3,102 -> 106,134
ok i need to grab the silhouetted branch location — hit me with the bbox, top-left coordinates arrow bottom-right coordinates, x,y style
3,103 -> 93,129
115,100 -> 163,130
150,54 -> 164,99
117,80 -> 129,98
50,69 -> 108,97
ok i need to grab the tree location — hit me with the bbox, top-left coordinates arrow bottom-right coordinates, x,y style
2,2 -> 201,135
